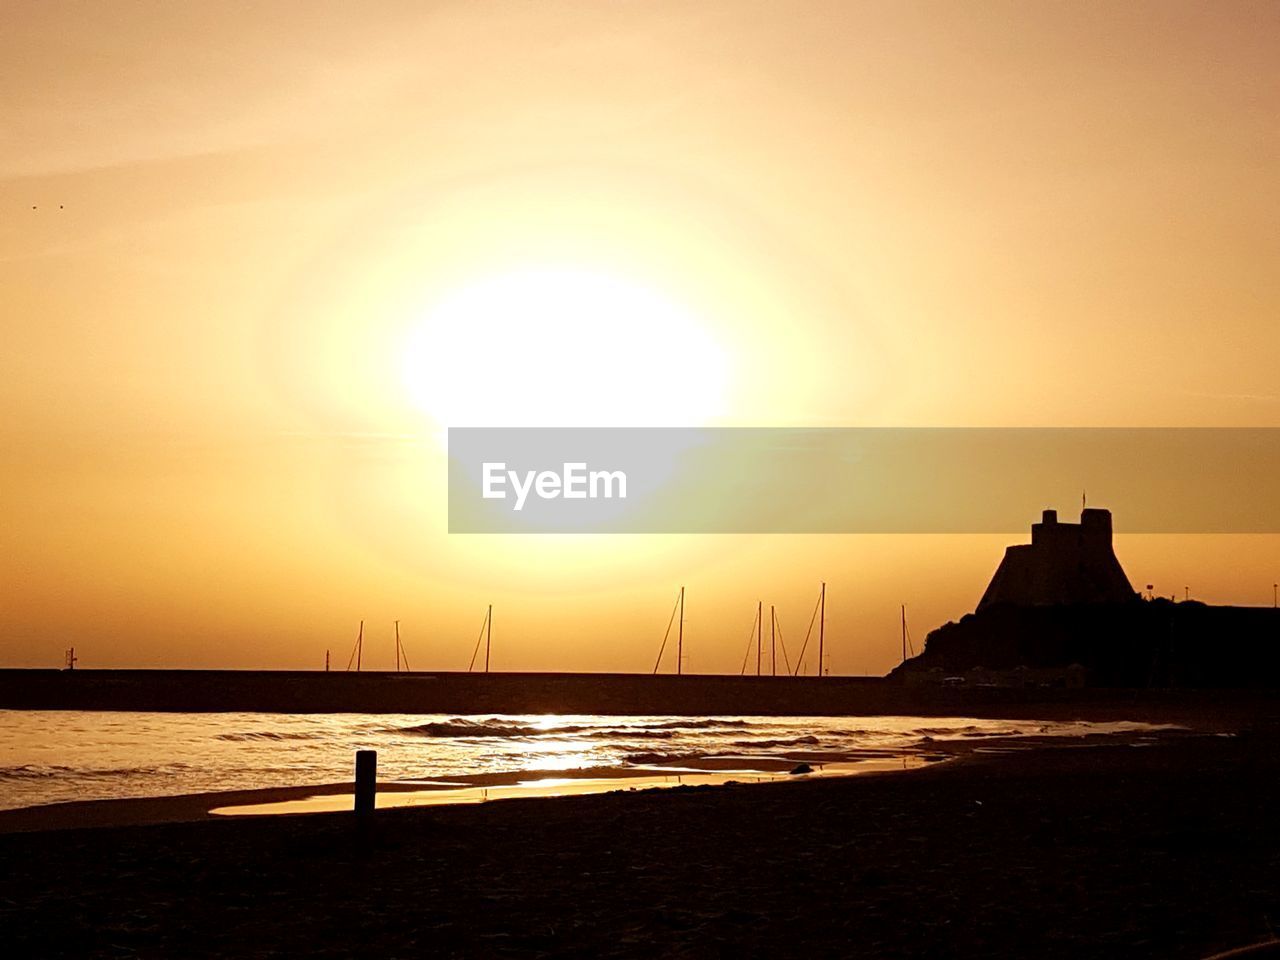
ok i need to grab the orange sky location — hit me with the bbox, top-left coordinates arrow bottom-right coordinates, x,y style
2,1 -> 1278,672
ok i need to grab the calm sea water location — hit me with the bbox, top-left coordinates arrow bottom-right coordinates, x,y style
0,711 -> 1169,811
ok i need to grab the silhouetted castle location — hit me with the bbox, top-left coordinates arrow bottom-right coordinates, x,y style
978,508 -> 1136,610
892,506 -> 1280,688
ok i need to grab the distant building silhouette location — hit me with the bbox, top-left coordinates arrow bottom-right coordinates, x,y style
978,508 -> 1136,610
893,506 -> 1280,687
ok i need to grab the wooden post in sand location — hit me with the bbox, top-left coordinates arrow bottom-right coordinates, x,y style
355,750 -> 377,816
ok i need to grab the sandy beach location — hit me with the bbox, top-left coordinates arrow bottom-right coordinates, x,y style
5,708 -> 1280,958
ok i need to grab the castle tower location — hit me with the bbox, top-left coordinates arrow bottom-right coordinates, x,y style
977,508 -> 1136,610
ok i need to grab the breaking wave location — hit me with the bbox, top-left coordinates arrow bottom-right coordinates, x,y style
728,735 -> 821,748
0,763 -> 191,781
393,717 -> 752,739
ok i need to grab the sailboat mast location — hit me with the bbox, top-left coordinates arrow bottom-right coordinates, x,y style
900,605 -> 906,664
818,582 -> 826,677
399,621 -> 411,672
747,601 -> 757,675
676,586 -> 684,676
395,620 -> 400,672
357,619 -> 363,672
485,604 -> 492,673
771,604 -> 776,677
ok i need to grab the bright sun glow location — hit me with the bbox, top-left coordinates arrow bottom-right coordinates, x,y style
401,266 -> 730,429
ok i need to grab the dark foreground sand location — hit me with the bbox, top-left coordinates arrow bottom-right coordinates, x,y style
5,715 -> 1280,959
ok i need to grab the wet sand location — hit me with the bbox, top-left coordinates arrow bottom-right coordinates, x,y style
0,753 -> 934,833
5,715 -> 1280,957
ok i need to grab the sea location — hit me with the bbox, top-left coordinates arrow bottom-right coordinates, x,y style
0,711 -> 1173,812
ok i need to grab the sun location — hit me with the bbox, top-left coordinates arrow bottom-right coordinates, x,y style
400,266 -> 729,430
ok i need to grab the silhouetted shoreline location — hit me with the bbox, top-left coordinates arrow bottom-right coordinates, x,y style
5,707 -> 1280,958
6,668 -> 1279,718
